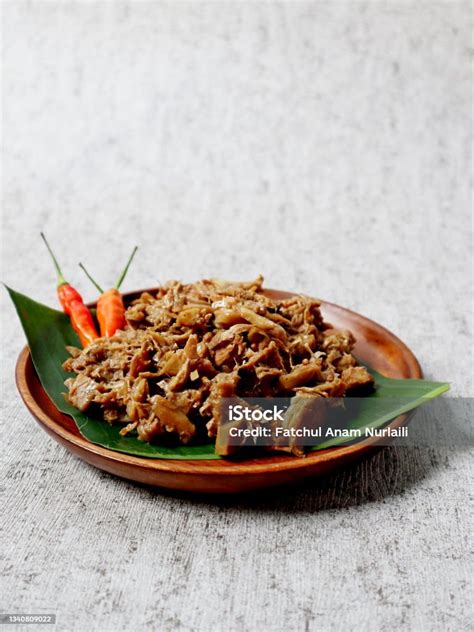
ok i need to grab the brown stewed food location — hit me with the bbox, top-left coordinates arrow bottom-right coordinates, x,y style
63,276 -> 373,454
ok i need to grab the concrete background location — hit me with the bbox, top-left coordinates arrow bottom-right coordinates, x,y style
1,2 -> 472,631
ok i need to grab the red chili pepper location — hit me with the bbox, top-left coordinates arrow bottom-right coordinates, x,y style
41,233 -> 99,348
79,246 -> 138,338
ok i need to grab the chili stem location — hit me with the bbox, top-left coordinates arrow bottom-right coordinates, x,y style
115,246 -> 138,289
40,233 -> 67,286
79,263 -> 104,294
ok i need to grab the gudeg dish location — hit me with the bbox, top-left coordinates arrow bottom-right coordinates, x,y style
15,287 -> 428,493
62,276 -> 374,456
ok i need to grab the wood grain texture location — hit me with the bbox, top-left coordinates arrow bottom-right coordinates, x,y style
1,2 -> 472,631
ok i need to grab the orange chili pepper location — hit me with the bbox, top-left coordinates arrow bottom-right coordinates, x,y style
41,233 -> 99,348
79,246 -> 138,338
96,288 -> 126,337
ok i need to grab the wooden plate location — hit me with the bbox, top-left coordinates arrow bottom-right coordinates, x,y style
15,289 -> 422,494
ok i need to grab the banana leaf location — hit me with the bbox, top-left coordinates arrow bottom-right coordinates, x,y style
7,287 -> 450,460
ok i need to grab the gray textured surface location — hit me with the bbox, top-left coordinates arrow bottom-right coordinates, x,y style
1,2 -> 472,631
